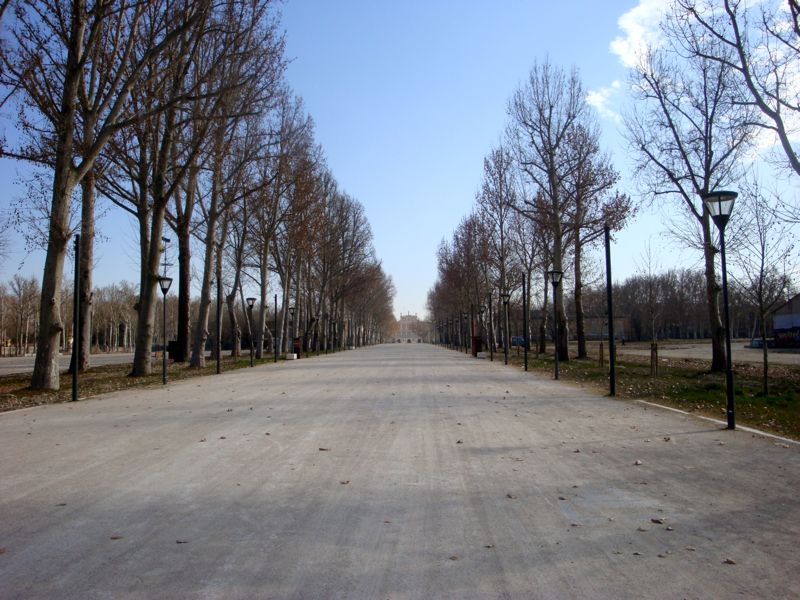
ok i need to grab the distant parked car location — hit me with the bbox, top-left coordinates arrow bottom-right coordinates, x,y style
511,336 -> 525,347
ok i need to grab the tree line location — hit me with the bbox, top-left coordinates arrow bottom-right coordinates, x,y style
428,0 -> 798,378
0,0 -> 395,388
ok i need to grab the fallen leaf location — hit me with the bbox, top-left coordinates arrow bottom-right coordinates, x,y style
558,496 -> 566,501
484,544 -> 495,549
634,460 -> 643,466
633,551 -> 642,556
637,527 -> 649,532
573,449 -> 581,453
449,555 -> 459,560
506,493 -> 517,499
663,436 -> 671,442
723,558 -> 736,565
110,535 -> 123,540
666,526 -> 674,531
199,438 -> 206,442
319,448 -> 330,451
176,540 -> 189,544
56,503 -> 67,507
651,518 -> 666,524
686,546 -> 696,552
340,480 -> 350,485
219,436 -> 226,440
456,440 -> 463,444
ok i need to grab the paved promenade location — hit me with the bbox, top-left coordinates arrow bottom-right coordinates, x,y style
1,344 -> 798,599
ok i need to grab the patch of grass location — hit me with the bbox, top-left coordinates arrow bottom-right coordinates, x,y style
499,345 -> 800,440
0,353 -> 292,413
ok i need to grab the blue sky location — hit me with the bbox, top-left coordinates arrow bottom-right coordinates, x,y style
1,0 -> 687,318
278,0 -> 668,317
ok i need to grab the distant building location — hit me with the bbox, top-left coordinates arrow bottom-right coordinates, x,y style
773,293 -> 800,348
397,313 -> 422,342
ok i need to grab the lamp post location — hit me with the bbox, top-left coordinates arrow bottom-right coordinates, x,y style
461,312 -> 468,354
246,297 -> 256,367
548,270 -> 563,380
289,306 -> 296,357
273,294 -> 278,363
478,305 -> 485,356
158,276 -> 173,384
703,190 -> 738,430
499,291 -> 511,365
522,273 -> 528,372
488,295 -> 494,362
72,234 -> 80,402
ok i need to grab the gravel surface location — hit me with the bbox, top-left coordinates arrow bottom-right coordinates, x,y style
1,343 -> 798,599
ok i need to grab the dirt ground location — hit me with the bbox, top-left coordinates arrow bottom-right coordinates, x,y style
1,343 -> 798,599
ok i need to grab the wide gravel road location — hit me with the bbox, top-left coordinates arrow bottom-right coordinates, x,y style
1,343 -> 798,599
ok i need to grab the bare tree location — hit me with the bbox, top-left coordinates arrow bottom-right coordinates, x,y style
731,180 -> 795,394
476,144 -> 517,354
507,59 -> 589,360
677,0 -> 800,187
2,0 -> 212,389
562,122 -> 632,358
623,13 -> 757,371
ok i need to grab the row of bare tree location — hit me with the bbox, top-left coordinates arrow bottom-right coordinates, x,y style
429,0 -> 799,376
427,59 -> 632,360
1,0 -> 395,389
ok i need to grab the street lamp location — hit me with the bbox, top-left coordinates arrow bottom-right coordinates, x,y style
289,306 -> 296,357
478,305 -> 486,355
461,311 -> 468,354
548,270 -> 563,380
158,276 -> 173,384
488,295 -> 494,362
246,297 -> 256,367
704,190 -> 738,430
499,291 -> 511,365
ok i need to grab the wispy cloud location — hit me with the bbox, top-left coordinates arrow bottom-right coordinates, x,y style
586,81 -> 623,123
609,0 -> 666,68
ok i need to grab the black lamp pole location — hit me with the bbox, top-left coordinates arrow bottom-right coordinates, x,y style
488,294 -> 494,362
246,297 -> 256,367
500,291 -> 511,365
704,190 -> 738,430
461,312 -> 468,354
289,306 -> 295,356
604,224 -> 616,396
522,273 -> 528,372
72,234 -> 80,402
478,305 -> 485,356
158,276 -> 172,384
548,270 -> 563,380
274,294 -> 278,362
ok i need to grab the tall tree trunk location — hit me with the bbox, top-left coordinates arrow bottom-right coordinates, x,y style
77,170 -> 96,371
131,205 -> 167,375
255,246 -> 268,359
574,239 -> 587,358
175,218 -> 192,362
702,212 -> 725,372
760,312 -> 769,396
31,4 -> 86,390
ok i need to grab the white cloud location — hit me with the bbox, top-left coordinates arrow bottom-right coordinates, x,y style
586,80 -> 623,123
610,0 -> 667,68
